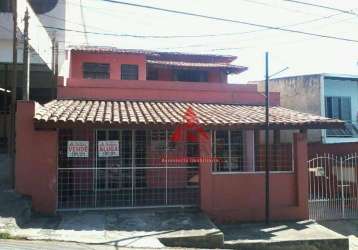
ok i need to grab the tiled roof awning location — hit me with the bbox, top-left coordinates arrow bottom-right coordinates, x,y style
34,99 -> 344,129
146,60 -> 247,74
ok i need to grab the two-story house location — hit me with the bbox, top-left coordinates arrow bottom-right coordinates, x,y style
254,74 -> 358,156
14,46 -> 341,222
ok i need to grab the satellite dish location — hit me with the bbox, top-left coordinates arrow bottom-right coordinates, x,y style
28,0 -> 58,14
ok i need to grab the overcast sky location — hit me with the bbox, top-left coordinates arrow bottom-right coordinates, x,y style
65,0 -> 358,83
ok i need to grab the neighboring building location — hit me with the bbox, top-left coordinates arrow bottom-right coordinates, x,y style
254,74 -> 358,155
15,47 -> 341,222
0,0 -> 67,150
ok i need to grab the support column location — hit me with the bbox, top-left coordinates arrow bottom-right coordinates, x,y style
199,130 -> 213,213
293,131 -> 309,218
244,130 -> 255,172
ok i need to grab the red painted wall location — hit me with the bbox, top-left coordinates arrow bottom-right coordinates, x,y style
199,132 -> 308,222
70,52 -> 227,83
15,101 -> 57,214
70,52 -> 147,80
59,79 -> 280,106
308,142 -> 358,158
157,68 -> 172,81
63,51 -> 279,106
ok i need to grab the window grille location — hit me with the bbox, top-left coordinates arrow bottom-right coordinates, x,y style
121,64 -> 139,80
212,129 -> 293,173
83,63 -> 110,79
57,128 -> 199,210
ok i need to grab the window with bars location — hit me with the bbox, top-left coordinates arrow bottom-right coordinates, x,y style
212,129 -> 294,173
325,96 -> 355,137
121,64 -> 139,80
83,63 -> 110,79
325,96 -> 351,121
212,130 -> 244,172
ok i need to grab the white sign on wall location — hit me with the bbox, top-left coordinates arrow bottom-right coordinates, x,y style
98,141 -> 120,157
67,141 -> 89,158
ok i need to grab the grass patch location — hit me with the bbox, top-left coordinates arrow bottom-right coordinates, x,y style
0,232 -> 11,239
0,231 -> 27,240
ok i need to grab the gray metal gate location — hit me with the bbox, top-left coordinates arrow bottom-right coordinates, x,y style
308,153 -> 358,220
57,129 -> 200,210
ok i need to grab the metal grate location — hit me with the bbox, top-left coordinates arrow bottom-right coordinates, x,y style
212,129 -> 293,173
308,153 -> 358,220
57,129 -> 199,210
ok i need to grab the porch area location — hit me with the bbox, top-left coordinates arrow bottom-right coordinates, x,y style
15,99 -> 343,222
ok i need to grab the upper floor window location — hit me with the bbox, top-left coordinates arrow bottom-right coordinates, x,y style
325,96 -> 356,137
83,63 -> 109,79
325,96 -> 351,121
121,64 -> 138,80
173,70 -> 208,82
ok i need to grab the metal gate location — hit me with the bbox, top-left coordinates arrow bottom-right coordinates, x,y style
308,153 -> 358,220
57,129 -> 200,210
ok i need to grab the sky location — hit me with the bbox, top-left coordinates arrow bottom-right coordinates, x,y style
64,0 -> 358,83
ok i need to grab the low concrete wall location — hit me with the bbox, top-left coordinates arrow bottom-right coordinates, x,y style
59,79 -> 280,106
200,133 -> 308,222
15,101 -> 57,214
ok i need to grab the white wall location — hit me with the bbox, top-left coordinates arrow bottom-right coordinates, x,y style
0,0 -> 66,75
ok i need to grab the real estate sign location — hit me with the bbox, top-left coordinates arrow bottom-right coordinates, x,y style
98,141 -> 120,157
17,0 -> 53,68
67,141 -> 89,158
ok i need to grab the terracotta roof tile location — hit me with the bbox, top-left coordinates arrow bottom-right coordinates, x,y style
34,99 -> 343,129
146,59 -> 247,74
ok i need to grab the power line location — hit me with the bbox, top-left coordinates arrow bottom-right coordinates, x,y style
99,0 -> 358,43
44,26 -> 265,38
154,12 -> 345,50
79,0 -> 89,45
42,9 -> 345,41
282,0 -> 358,17
238,0 -> 327,17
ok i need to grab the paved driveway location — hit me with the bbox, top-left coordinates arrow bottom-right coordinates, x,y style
318,220 -> 358,250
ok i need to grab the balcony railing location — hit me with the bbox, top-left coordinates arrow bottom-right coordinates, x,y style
326,122 -> 358,138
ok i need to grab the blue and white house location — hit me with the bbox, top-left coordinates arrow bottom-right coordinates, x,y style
255,73 -> 358,145
323,75 -> 358,143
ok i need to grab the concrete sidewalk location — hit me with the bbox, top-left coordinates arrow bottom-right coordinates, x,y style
0,210 -> 223,249
220,220 -> 349,250
0,239 -> 205,250
318,220 -> 358,250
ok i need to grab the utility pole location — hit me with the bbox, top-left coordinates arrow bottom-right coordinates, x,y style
51,36 -> 56,99
9,0 -> 18,188
265,51 -> 270,225
22,8 -> 30,101
2,65 -> 9,152
51,36 -> 58,99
